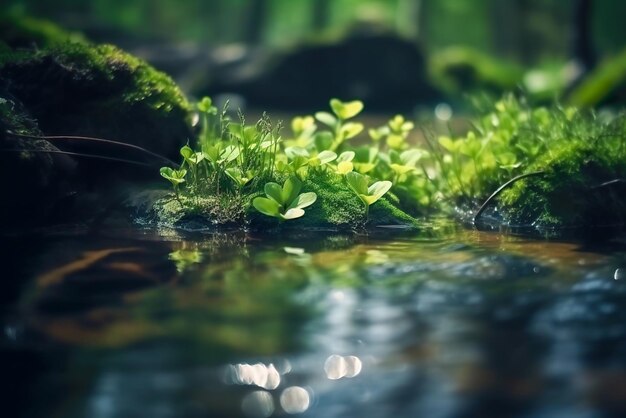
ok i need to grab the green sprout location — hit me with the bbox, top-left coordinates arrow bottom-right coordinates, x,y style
253,176 -> 317,221
345,171 -> 392,218
160,166 -> 187,204
315,98 -> 364,151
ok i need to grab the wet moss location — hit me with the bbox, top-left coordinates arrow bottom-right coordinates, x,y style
149,171 -> 418,231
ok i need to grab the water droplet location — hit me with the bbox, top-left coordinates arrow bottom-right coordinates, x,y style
280,386 -> 310,414
615,268 -> 624,280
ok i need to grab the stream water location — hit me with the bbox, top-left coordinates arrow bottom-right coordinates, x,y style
3,223 -> 626,418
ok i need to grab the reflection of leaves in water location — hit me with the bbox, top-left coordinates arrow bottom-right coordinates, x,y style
169,249 -> 203,272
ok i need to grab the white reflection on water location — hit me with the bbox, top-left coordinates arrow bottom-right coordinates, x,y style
280,386 -> 310,414
324,354 -> 362,380
227,363 -> 281,390
241,390 -> 275,418
615,268 -> 624,280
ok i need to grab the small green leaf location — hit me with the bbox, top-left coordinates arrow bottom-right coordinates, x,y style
253,197 -> 281,217
337,151 -> 355,162
346,171 -> 369,195
288,192 -> 317,210
367,180 -> 392,202
264,182 -> 283,205
282,176 -> 302,205
315,111 -> 337,127
285,146 -> 310,160
341,122 -> 364,139
330,99 -> 364,120
281,208 -> 305,220
314,131 -> 334,151
198,97 -> 213,113
337,161 -> 354,174
220,145 -> 240,163
180,145 -> 194,161
316,150 -> 337,165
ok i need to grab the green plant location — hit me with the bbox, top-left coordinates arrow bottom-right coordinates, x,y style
159,167 -> 187,203
253,177 -> 317,221
345,171 -> 392,219
315,99 -> 364,151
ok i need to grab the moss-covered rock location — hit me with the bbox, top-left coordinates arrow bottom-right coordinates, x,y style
141,171 -> 418,232
0,41 -> 193,162
499,126 -> 626,227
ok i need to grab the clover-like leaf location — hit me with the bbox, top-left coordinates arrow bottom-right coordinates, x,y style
316,150 -> 337,165
281,208 -> 305,220
253,197 -> 281,217
160,167 -> 187,184
282,176 -> 302,205
346,171 -> 369,195
330,99 -> 364,120
337,161 -> 354,174
285,146 -> 310,160
340,122 -> 364,140
288,192 -> 317,210
180,145 -> 194,161
314,131 -> 334,151
365,181 -> 392,205
315,111 -> 337,127
337,151 -> 355,162
264,182 -> 283,205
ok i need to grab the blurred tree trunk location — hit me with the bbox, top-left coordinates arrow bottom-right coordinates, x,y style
312,0 -> 330,31
572,0 -> 595,70
245,0 -> 268,44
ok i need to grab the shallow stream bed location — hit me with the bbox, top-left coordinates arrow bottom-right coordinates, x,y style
2,223 -> 626,418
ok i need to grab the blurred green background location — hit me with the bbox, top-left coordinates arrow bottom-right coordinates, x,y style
3,0 -> 626,110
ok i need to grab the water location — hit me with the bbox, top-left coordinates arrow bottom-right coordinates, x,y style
2,224 -> 626,418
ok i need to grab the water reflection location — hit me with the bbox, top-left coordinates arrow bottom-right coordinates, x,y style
241,391 -> 274,418
280,386 -> 311,414
3,227 -> 626,417
324,355 -> 363,380
227,363 -> 281,390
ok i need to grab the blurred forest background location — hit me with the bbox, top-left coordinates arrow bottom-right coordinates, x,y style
3,0 -> 626,111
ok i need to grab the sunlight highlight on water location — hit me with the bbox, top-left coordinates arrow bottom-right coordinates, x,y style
227,363 -> 281,390
280,386 -> 310,414
324,354 -> 362,380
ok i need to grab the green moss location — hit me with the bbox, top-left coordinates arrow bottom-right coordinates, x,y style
245,171 -> 418,230
500,122 -> 626,227
0,42 -> 192,160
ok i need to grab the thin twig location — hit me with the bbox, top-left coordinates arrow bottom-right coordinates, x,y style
473,171 -> 545,225
591,178 -> 626,189
6,131 -> 178,166
0,149 -> 153,167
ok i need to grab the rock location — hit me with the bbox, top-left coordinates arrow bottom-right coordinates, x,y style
202,31 -> 440,111
0,94 -> 75,227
